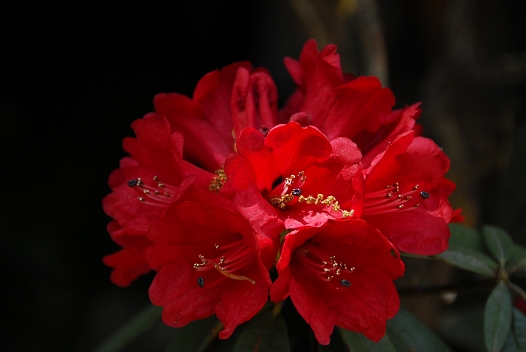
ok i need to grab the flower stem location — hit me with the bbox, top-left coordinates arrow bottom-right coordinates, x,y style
93,304 -> 162,352
200,321 -> 223,352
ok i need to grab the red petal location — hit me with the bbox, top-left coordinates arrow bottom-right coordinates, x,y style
227,123 -> 363,229
330,265 -> 399,342
321,76 -> 395,140
289,273 -> 334,345
365,208 -> 450,254
363,134 -> 453,254
450,208 -> 465,223
147,201 -> 277,337
283,56 -> 303,86
150,262 -> 220,326
103,164 -> 171,231
216,279 -> 269,339
122,114 -> 183,180
275,221 -> 403,344
233,188 -> 285,240
232,123 -> 333,192
103,221 -> 152,287
357,103 -> 421,168
231,67 -> 279,139
193,61 -> 252,145
365,133 -> 449,192
293,40 -> 344,128
153,93 -> 231,171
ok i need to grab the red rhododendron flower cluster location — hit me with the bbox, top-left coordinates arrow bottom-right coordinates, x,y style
103,39 -> 461,344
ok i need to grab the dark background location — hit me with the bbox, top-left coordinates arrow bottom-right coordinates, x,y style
1,0 -> 525,351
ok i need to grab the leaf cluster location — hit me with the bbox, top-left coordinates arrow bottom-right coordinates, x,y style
434,224 -> 526,352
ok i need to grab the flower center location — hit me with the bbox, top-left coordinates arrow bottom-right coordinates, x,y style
127,176 -> 177,207
294,242 -> 355,290
268,171 -> 354,218
362,182 -> 429,216
268,171 -> 307,209
209,169 -> 227,193
193,239 -> 256,286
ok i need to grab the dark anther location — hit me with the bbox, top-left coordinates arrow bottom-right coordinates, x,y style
271,176 -> 284,190
197,276 -> 205,288
292,188 -> 302,196
340,279 -> 351,287
127,179 -> 138,187
420,191 -> 430,199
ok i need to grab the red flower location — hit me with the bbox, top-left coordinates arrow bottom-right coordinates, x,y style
103,62 -> 280,285
360,131 -> 456,254
153,62 -> 279,171
270,221 -> 404,344
102,115 -> 194,286
224,122 -> 363,232
276,39 -> 460,254
147,200 -> 277,339
280,39 -> 404,145
103,38 -> 461,344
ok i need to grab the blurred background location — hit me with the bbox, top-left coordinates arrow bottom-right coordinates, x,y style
1,0 -> 525,351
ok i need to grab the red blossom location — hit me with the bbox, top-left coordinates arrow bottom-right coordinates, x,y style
224,122 -> 363,232
280,39 -> 401,144
147,201 -> 277,339
102,115 -> 197,286
103,62 -> 280,286
360,131 -> 455,254
153,63 -> 278,171
103,38 -> 462,343
277,39 -> 460,254
270,221 -> 404,344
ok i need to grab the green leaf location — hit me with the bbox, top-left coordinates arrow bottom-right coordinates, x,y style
448,223 -> 486,251
94,304 -> 162,352
165,316 -> 219,352
232,309 -> 289,352
505,244 -> 526,274
436,225 -> 500,276
484,281 -> 513,352
502,308 -> 526,352
386,307 -> 453,352
339,328 -> 397,352
483,226 -> 514,266
436,246 -> 499,276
